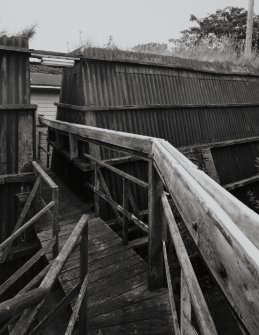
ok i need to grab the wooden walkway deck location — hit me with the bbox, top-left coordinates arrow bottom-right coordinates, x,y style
36,172 -> 174,334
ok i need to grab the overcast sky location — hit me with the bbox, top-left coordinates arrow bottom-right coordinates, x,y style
1,1 -> 259,52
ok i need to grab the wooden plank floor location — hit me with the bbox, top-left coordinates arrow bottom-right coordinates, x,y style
36,172 -> 174,334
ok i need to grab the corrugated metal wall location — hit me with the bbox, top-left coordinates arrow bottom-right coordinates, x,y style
0,36 -> 30,105
58,104 -> 259,149
56,49 -> 259,217
0,37 -> 35,242
61,58 -> 259,107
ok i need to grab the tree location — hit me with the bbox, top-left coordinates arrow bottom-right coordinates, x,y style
170,7 -> 259,49
132,42 -> 169,55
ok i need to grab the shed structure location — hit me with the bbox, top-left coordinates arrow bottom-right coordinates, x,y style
55,48 -> 259,200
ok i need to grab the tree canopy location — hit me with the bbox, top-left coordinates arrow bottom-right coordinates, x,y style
174,7 -> 259,48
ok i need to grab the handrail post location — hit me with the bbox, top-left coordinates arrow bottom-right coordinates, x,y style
38,131 -> 41,161
94,164 -> 100,216
180,270 -> 192,335
52,188 -> 59,258
79,223 -> 88,334
122,179 -> 129,245
47,130 -> 50,169
148,160 -> 164,290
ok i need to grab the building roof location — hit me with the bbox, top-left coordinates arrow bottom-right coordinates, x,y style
30,72 -> 62,89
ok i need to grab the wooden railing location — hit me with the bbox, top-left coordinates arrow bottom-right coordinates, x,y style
0,214 -> 89,335
39,116 -> 259,335
0,161 -> 59,263
37,129 -> 51,168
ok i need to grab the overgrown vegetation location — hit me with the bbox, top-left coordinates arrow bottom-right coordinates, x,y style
0,23 -> 37,40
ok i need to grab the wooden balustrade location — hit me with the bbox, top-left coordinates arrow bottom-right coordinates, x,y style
0,214 -> 90,335
0,161 -> 59,263
39,116 -> 259,334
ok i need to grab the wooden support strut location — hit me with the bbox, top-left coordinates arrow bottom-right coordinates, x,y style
148,160 -> 164,290
85,181 -> 148,233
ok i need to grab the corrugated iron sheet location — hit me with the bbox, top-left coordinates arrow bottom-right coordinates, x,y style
60,57 -> 259,107
58,104 -> 259,150
0,36 -> 30,105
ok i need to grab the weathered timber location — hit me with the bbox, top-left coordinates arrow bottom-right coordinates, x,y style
0,288 -> 48,322
27,285 -> 80,335
148,161 -> 163,290
39,117 -> 153,156
83,152 -> 148,188
85,181 -> 148,232
224,174 -> 259,191
11,215 -> 89,335
35,172 -> 173,334
97,168 -> 123,226
0,201 -> 54,251
79,224 -> 88,334
65,274 -> 88,335
0,173 -> 34,184
0,238 -> 55,297
161,193 -> 217,334
153,141 -> 259,334
32,161 -> 58,190
128,237 -> 148,249
0,175 -> 41,263
163,241 -> 180,335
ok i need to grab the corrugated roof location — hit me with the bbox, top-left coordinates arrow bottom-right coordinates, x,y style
72,47 -> 259,76
30,73 -> 62,87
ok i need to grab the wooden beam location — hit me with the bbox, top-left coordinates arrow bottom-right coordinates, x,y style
65,274 -> 88,335
85,181 -> 148,233
127,237 -> 148,249
161,193 -> 217,335
0,173 -> 34,184
163,241 -> 180,335
148,161 -> 164,290
97,168 -> 123,226
224,174 -> 259,191
79,225 -> 88,335
0,288 -> 48,323
83,152 -> 148,188
0,176 -> 41,263
39,117 -> 153,156
11,215 -> 89,335
154,140 -> 259,334
32,161 -> 58,190
179,135 -> 259,152
27,285 -> 80,335
69,133 -> 79,160
0,239 -> 55,297
0,201 -> 54,252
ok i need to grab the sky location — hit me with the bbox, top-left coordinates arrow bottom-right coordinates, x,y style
1,0 -> 259,52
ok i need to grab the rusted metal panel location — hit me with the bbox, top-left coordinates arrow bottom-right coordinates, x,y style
0,36 -> 30,105
60,51 -> 259,108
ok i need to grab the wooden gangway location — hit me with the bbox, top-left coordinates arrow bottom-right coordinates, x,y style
1,116 -> 259,334
36,172 -> 173,334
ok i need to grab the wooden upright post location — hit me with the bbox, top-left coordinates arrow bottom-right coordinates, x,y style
148,160 -> 164,290
94,165 -> 100,216
245,0 -> 254,58
122,179 -> 129,245
79,224 -> 88,334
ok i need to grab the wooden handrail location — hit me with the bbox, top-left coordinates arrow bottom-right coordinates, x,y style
39,116 -> 259,334
0,288 -> 48,322
32,161 -> 58,190
10,215 -> 89,335
161,193 -> 217,335
0,201 -> 54,251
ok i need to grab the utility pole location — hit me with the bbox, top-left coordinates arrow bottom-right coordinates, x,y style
245,0 -> 254,58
